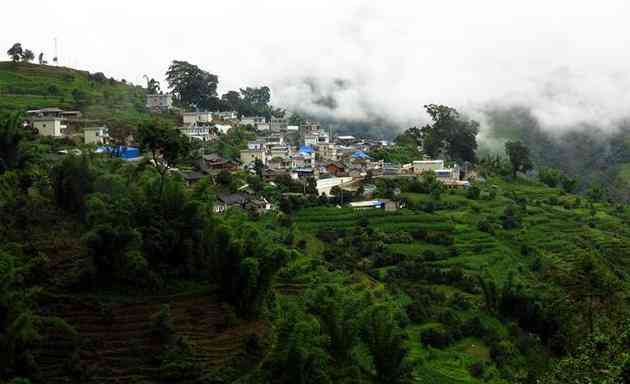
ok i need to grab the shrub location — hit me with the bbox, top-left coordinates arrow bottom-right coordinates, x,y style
538,168 -> 562,187
478,219 -> 495,234
501,205 -> 521,230
490,340 -> 515,366
222,303 -> 239,329
47,84 -> 60,96
420,325 -> 453,348
469,361 -> 485,378
151,304 -> 175,345
466,185 -> 481,200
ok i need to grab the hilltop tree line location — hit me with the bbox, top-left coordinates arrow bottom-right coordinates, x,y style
161,60 -> 284,119
6,42 -> 55,64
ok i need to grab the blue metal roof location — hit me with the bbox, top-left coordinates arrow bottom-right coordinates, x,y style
299,145 -> 315,155
97,146 -> 140,159
351,150 -> 370,159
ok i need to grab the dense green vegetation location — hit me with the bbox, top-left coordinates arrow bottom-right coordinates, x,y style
1,62 -> 630,383
287,173 -> 630,383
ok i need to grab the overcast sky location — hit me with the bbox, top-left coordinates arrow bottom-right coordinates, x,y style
3,0 -> 630,131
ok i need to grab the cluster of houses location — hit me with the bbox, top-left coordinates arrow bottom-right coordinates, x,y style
23,96 -> 470,213
24,108 -> 110,145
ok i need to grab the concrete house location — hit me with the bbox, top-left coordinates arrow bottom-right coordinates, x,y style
319,143 -> 338,161
270,117 -> 288,132
27,108 -> 83,137
214,111 -> 238,120
413,160 -> 444,174
179,124 -> 214,141
215,124 -> 233,134
182,112 -> 213,125
247,140 -> 266,150
146,94 -> 173,111
241,116 -> 266,126
256,123 -> 270,131
302,121 -> 321,135
83,126 -> 109,145
214,193 -> 249,214
240,148 -> 267,166
32,118 -> 66,137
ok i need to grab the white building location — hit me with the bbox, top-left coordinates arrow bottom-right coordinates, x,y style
413,160 -> 445,174
84,126 -> 109,145
304,134 -> 318,147
240,149 -> 267,166
214,111 -> 238,120
305,131 -> 330,147
256,123 -> 270,131
215,124 -> 232,134
182,112 -> 213,125
435,167 -> 459,181
179,124 -> 214,141
270,117 -> 288,132
32,118 -> 66,137
318,143 -> 338,161
266,134 -> 284,145
241,116 -> 266,126
316,177 -> 354,196
302,121 -> 321,135
269,145 -> 290,160
247,140 -> 266,150
146,94 -> 173,111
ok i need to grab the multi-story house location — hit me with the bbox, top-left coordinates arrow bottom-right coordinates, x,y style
240,116 -> 266,126
146,94 -> 173,112
182,112 -> 213,125
270,117 -> 288,132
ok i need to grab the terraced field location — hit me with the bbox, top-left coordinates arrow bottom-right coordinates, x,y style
290,177 -> 630,383
36,293 -> 264,384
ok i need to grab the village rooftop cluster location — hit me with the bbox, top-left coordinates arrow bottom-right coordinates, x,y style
22,94 -> 471,212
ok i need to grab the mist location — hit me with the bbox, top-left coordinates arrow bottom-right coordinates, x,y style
3,0 -> 630,139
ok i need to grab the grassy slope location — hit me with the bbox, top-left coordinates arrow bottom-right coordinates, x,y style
290,178 -> 630,383
0,61 -> 153,125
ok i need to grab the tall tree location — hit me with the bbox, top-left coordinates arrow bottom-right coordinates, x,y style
6,43 -> 23,62
0,114 -> 25,170
221,90 -> 242,112
395,126 -> 422,148
21,49 -> 34,63
106,119 -> 134,149
37,52 -> 45,64
165,60 -> 218,110
239,86 -> 272,118
136,118 -> 190,196
420,104 -> 479,163
361,304 -> 411,383
505,140 -> 533,178
143,75 -> 161,95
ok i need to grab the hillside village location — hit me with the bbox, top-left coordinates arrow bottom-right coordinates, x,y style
22,94 -> 471,213
2,48 -> 630,384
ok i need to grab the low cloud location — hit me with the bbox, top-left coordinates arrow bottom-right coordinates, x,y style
4,0 -> 630,140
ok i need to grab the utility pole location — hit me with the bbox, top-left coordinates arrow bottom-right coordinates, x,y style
53,37 -> 58,65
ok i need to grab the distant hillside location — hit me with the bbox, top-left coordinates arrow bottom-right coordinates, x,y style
0,61 -> 156,125
481,106 -> 630,200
